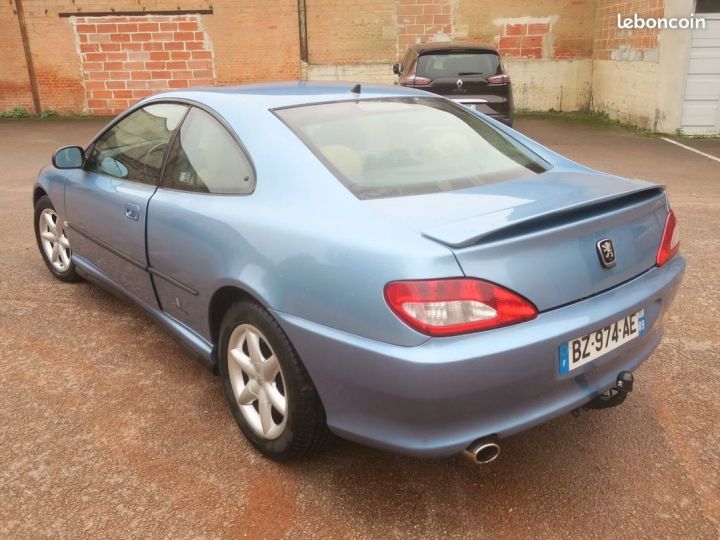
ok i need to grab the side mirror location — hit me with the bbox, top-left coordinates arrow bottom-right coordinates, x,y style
52,146 -> 84,169
392,63 -> 401,75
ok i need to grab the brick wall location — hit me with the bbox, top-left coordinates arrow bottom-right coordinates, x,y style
1,0 -> 602,114
397,0 -> 453,49
591,0 -> 668,130
594,0 -> 665,62
19,1 -> 91,113
2,0 -> 298,114
204,0 -> 299,85
72,15 -> 214,115
455,1 -> 595,60
0,1 -> 33,111
0,0 -> 677,123
497,21 -> 551,59
306,0 -> 397,64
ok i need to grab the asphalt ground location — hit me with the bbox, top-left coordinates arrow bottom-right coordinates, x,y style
0,116 -> 718,538
665,136 -> 720,160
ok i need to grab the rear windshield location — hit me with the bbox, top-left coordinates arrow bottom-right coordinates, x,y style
275,98 -> 549,199
417,52 -> 501,78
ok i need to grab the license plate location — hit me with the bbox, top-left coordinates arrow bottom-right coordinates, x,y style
460,103 -> 478,110
558,310 -> 646,374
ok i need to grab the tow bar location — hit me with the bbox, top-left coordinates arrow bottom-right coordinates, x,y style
576,371 -> 635,413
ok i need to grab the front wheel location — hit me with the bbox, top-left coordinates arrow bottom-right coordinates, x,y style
33,195 -> 80,282
219,301 -> 329,460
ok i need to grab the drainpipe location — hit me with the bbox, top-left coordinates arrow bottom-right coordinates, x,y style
14,0 -> 41,114
297,0 -> 309,63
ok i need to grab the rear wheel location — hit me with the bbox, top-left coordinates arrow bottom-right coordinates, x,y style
219,301 -> 328,460
33,195 -> 80,282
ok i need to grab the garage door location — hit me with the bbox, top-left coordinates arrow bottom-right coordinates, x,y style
681,13 -> 720,135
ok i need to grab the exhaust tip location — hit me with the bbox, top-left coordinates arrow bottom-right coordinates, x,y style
463,438 -> 500,464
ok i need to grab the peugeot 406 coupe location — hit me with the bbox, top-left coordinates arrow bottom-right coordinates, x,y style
34,83 -> 684,462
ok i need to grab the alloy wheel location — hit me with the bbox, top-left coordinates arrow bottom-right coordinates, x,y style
39,208 -> 71,272
227,324 -> 288,440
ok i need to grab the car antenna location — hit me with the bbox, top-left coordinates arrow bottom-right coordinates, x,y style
350,83 -> 361,94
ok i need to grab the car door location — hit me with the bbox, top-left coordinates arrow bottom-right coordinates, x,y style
64,103 -> 189,307
146,106 -> 256,339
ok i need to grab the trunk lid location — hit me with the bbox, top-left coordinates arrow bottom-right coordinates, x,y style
429,78 -> 510,116
423,75 -> 505,99
366,171 -> 668,311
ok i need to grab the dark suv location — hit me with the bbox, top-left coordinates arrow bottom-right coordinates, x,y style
393,43 -> 514,126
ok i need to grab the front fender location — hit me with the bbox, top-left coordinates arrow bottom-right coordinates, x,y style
34,165 -> 68,218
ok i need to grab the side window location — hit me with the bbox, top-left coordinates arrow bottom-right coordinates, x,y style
87,103 -> 188,185
161,107 -> 255,194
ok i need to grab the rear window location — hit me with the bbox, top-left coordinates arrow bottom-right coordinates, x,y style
417,52 -> 501,78
275,98 -> 549,199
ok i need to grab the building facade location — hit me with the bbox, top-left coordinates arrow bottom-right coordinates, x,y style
1,0 -> 718,134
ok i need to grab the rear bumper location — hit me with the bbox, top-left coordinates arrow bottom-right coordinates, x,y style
273,257 -> 685,458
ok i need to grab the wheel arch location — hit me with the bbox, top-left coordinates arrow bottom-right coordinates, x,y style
33,185 -> 48,206
207,284 -> 269,350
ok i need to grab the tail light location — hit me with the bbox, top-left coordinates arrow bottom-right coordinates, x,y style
402,75 -> 432,86
656,209 -> 680,266
487,74 -> 510,84
384,278 -> 537,336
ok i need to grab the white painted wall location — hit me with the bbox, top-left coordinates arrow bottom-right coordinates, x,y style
591,60 -> 660,129
504,59 -> 592,112
591,0 -> 697,132
306,59 -> 593,112
652,0 -> 695,132
306,63 -> 395,85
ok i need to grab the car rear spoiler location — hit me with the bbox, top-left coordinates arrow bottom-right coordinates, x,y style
422,185 -> 667,249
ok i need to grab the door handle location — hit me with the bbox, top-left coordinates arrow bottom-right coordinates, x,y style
125,203 -> 140,221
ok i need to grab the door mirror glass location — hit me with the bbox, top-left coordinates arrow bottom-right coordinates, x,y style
52,146 -> 84,169
99,156 -> 129,179
392,63 -> 401,75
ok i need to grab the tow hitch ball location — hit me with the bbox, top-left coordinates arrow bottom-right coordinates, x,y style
581,371 -> 634,411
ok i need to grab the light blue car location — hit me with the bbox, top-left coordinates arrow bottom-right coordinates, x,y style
34,83 -> 684,463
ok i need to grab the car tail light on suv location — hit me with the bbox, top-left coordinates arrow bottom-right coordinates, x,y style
656,209 -> 680,267
384,278 -> 537,336
487,74 -> 510,84
401,74 -> 432,86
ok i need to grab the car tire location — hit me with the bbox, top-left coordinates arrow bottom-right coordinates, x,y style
34,195 -> 81,283
219,300 -> 329,460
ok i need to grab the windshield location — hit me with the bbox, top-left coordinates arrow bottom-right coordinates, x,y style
417,52 -> 501,78
275,98 -> 549,199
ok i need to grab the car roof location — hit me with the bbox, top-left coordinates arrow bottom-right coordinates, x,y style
409,42 -> 498,54
148,81 -> 432,110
